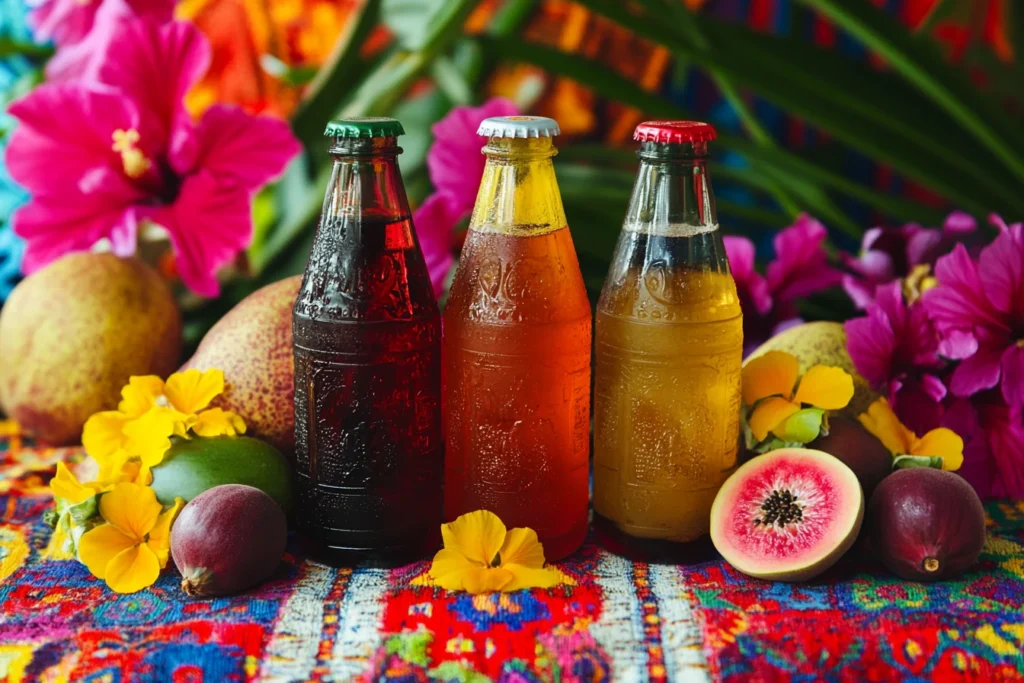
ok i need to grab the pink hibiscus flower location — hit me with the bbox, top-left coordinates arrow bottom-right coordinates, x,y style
724,214 -> 843,354
942,394 -> 1024,499
922,215 -> 1024,415
842,211 -> 977,308
845,281 -> 946,435
28,0 -> 176,82
8,19 -> 299,296
413,97 -> 519,296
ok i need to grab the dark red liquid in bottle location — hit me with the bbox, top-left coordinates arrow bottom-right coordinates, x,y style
292,129 -> 442,566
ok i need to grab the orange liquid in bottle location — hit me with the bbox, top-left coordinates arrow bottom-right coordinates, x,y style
443,134 -> 591,561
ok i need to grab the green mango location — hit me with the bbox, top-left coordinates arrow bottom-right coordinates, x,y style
150,436 -> 292,512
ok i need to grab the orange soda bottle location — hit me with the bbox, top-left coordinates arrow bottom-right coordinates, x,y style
443,116 -> 591,561
593,121 -> 743,559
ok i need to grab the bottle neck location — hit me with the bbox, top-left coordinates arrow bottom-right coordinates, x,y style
625,142 -> 717,237
468,137 -> 567,237
324,136 -> 411,225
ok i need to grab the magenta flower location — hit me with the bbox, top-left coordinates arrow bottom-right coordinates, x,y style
842,211 -> 977,309
942,394 -> 1024,499
845,281 -> 946,435
922,215 -> 1024,415
413,97 -> 519,296
28,0 -> 175,82
8,20 -> 299,296
724,214 -> 843,353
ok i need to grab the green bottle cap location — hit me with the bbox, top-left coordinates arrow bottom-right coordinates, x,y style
324,117 -> 405,138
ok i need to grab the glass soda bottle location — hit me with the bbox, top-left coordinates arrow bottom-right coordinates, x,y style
292,118 -> 443,566
593,121 -> 743,559
444,116 -> 591,561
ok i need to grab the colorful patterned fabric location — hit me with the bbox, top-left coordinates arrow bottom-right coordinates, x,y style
1,422 -> 1023,681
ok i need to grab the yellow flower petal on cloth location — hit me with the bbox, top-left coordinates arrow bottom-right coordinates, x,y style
99,482 -> 161,541
504,564 -> 563,592
123,409 -> 178,468
192,408 -> 247,437
82,411 -> 131,465
50,462 -> 101,505
164,369 -> 224,415
104,543 -> 161,594
792,365 -> 854,410
146,498 -> 184,568
417,548 -> 480,590
78,523 -> 138,579
913,428 -> 965,472
118,376 -> 166,418
462,566 -> 515,594
858,398 -> 915,456
748,397 -> 801,442
742,351 -> 800,406
499,527 -> 546,569
441,510 -> 507,566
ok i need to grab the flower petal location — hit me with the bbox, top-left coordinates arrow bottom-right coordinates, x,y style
104,543 -> 161,594
858,398 -> 915,456
949,344 -> 1004,397
844,313 -> 895,389
792,365 -> 854,410
462,566 -> 515,594
503,565 -> 562,592
118,376 -> 166,418
912,428 -> 964,472
412,192 -> 460,299
122,409 -> 178,468
742,351 -> 800,406
97,20 -> 210,141
173,105 -> 299,186
78,523 -> 138,579
499,527 -> 546,569
164,369 -> 224,415
146,498 -> 183,568
423,548 -> 478,591
924,244 -> 1009,337
748,397 -> 800,442
441,510 -> 507,566
724,236 -> 772,316
192,408 -> 247,437
766,215 -> 843,303
999,344 -> 1024,413
98,482 -> 162,541
50,462 -> 100,505
978,222 -> 1024,318
82,411 -> 131,465
152,170 -> 252,297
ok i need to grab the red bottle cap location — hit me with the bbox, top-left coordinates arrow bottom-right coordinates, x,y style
633,121 -> 717,144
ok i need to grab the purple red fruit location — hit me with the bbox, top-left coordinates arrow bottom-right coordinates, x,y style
868,468 -> 985,581
171,484 -> 287,597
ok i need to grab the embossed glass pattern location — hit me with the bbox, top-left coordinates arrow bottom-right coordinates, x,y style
443,134 -> 591,562
292,133 -> 442,566
593,130 -> 743,553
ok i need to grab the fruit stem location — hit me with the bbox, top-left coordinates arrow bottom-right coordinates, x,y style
923,557 -> 940,573
181,567 -> 213,597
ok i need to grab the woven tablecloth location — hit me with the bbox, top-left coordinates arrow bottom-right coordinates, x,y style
0,422 -> 1022,682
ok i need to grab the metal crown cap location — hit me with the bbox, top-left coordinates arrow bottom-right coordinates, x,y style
633,120 -> 717,144
324,117 -> 405,138
477,116 -> 561,139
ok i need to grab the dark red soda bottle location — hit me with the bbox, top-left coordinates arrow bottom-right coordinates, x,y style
292,118 -> 442,565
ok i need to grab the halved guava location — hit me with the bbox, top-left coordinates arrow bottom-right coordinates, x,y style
710,448 -> 864,582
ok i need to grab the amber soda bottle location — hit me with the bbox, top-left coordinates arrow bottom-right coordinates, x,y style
444,116 -> 591,561
593,121 -> 743,560
292,118 -> 442,566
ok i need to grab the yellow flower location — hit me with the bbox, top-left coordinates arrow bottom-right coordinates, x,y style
742,351 -> 854,442
858,398 -> 964,471
192,408 -> 246,438
78,483 -> 182,594
413,510 -> 570,593
50,460 -> 151,505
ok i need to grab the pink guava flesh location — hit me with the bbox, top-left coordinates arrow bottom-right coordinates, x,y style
171,484 -> 288,597
710,448 -> 864,581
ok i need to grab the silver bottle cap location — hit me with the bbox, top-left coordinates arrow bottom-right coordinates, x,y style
476,116 -> 561,139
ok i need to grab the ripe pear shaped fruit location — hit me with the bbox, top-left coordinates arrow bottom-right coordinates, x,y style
181,276 -> 299,453
0,253 -> 181,444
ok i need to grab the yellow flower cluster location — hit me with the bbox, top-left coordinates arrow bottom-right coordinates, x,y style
858,398 -> 964,471
53,369 -> 245,502
49,369 -> 245,594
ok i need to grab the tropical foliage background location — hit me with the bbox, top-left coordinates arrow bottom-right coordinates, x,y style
0,0 -> 1019,349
